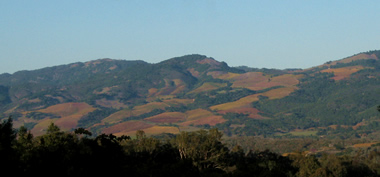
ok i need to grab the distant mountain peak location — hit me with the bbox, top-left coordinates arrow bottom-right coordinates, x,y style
196,58 -> 221,65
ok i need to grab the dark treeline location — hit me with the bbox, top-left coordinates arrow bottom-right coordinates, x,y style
1,117 -> 380,176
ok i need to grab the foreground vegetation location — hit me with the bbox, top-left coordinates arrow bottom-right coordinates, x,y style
1,117 -> 380,176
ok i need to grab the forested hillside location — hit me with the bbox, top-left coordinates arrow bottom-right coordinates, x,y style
0,51 -> 379,142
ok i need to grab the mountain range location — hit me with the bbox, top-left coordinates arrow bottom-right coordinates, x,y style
1,51 -> 379,137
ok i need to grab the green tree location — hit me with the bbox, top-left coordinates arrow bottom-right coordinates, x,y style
290,152 -> 321,177
319,154 -> 347,177
74,127 -> 92,137
0,117 -> 19,173
15,126 -> 35,169
175,128 -> 229,171
131,130 -> 160,154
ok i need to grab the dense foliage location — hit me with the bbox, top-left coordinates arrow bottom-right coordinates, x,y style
1,117 -> 380,176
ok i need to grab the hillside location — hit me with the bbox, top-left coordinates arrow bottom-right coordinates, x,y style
1,51 -> 380,138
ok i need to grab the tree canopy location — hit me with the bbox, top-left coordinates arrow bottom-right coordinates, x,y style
1,117 -> 380,176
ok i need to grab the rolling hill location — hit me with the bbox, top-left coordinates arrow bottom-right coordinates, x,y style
1,51 -> 379,137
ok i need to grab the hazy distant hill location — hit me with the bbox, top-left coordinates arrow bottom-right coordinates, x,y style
1,51 -> 379,137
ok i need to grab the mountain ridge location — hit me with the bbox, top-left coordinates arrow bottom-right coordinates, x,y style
1,51 -> 379,137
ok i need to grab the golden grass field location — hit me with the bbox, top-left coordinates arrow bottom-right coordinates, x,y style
210,87 -> 296,118
323,53 -> 378,68
37,102 -> 96,131
304,53 -> 378,72
210,87 -> 296,111
353,142 -> 379,148
233,74 -> 302,91
208,71 -> 243,80
321,65 -> 365,80
188,82 -> 228,94
38,102 -> 95,117
208,71 -> 302,91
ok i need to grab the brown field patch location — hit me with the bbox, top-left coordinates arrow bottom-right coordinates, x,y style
328,125 -> 338,129
187,68 -> 200,78
305,53 -> 378,71
95,99 -> 128,109
102,121 -> 154,135
197,58 -> 221,65
210,94 -> 259,111
103,100 -> 193,124
132,102 -> 169,115
232,74 -> 302,91
210,87 -> 296,117
171,85 -> 187,95
260,87 -> 297,99
185,109 -> 214,121
353,142 -> 378,148
352,122 -> 365,130
145,112 -> 186,123
325,54 -> 378,67
102,110 -> 133,124
209,71 -> 302,91
54,115 -> 85,132
321,66 -> 365,80
179,115 -> 225,126
148,88 -> 158,96
208,71 -> 241,80
36,102 -> 96,131
38,102 -> 95,117
231,72 -> 268,89
271,74 -> 302,86
109,65 -> 117,70
340,53 -> 378,63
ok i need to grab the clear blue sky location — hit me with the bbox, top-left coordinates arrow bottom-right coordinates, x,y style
1,0 -> 380,74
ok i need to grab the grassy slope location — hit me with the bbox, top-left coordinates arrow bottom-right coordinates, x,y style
31,102 -> 96,136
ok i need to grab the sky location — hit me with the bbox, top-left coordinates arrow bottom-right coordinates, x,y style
1,0 -> 380,74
